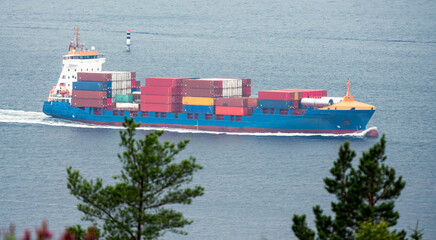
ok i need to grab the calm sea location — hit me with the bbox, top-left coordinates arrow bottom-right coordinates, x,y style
0,0 -> 435,239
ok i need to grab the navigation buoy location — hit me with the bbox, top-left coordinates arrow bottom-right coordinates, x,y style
126,30 -> 131,51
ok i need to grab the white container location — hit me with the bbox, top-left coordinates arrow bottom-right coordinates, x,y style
116,102 -> 139,110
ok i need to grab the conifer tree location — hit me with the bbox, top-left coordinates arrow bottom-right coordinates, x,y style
292,135 -> 407,239
67,117 -> 204,240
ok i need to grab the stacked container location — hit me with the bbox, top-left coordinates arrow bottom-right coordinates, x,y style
74,71 -> 136,110
140,77 -> 184,112
72,74 -> 110,108
181,78 -> 244,114
215,97 -> 258,116
241,78 -> 251,97
257,89 -> 326,115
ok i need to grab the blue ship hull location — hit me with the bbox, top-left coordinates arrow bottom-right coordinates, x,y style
43,101 -> 375,135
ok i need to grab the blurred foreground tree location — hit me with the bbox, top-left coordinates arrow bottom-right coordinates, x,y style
291,135 -> 419,239
67,117 -> 204,240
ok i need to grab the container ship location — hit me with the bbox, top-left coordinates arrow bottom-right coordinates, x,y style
43,28 -> 378,137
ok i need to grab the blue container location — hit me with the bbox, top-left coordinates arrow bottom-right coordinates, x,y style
73,81 -> 108,91
107,89 -> 112,98
182,105 -> 215,114
258,100 -> 293,109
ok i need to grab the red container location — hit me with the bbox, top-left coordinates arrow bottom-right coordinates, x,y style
215,106 -> 248,116
136,80 -> 141,88
77,72 -> 112,82
140,95 -> 183,104
131,79 -> 136,88
258,90 -> 295,101
216,97 -> 248,107
281,89 -> 326,99
146,77 -> 184,87
72,90 -> 107,99
182,79 -> 223,89
242,87 -> 251,97
140,86 -> 182,96
182,88 -> 223,97
140,103 -> 182,113
131,72 -> 136,80
241,78 -> 251,87
107,98 -> 112,106
72,98 -> 107,108
247,98 -> 258,107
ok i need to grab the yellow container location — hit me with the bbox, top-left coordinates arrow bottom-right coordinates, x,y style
182,97 -> 215,106
294,92 -> 299,100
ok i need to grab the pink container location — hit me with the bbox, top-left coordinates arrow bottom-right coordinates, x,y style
146,77 -> 185,87
140,86 -> 182,96
215,106 -> 248,116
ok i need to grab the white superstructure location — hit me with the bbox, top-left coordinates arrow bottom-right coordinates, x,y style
48,26 -> 105,102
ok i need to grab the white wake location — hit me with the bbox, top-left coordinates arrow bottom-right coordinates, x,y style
0,109 -> 376,137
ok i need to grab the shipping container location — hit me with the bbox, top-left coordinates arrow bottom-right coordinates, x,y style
131,72 -> 136,80
182,105 -> 215,114
73,81 -> 108,91
258,90 -> 295,101
72,98 -> 106,108
182,79 -> 223,88
140,95 -> 182,104
215,106 -> 248,116
146,77 -> 185,87
140,103 -> 182,113
116,102 -> 139,110
72,90 -> 107,99
215,97 -> 248,107
182,97 -> 215,106
247,98 -> 258,108
140,86 -> 182,96
115,94 -> 133,103
222,87 -> 242,97
241,78 -> 251,87
182,88 -> 223,97
257,99 -> 294,109
77,72 -> 112,82
242,87 -> 251,97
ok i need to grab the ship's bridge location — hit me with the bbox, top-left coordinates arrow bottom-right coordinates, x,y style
64,45 -> 104,60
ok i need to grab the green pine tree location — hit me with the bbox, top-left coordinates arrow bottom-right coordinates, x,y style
67,117 -> 204,240
292,135 -> 408,240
